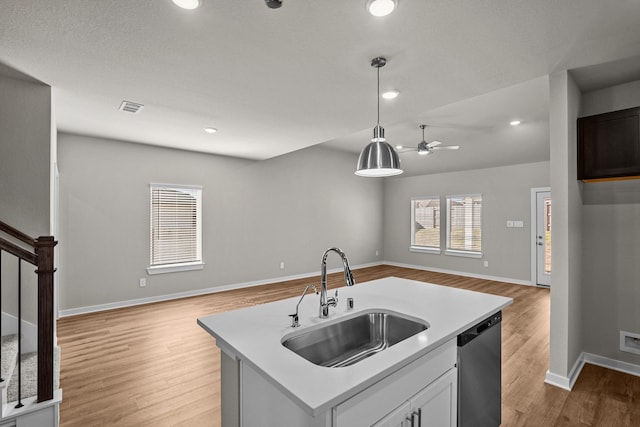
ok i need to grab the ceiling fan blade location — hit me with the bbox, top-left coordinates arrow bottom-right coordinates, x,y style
431,145 -> 459,150
398,147 -> 418,153
427,140 -> 442,148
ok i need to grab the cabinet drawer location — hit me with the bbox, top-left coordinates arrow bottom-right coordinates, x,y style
334,339 -> 456,427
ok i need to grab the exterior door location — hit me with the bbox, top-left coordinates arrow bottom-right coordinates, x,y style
535,191 -> 551,286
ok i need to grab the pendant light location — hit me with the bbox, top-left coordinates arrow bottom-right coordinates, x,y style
355,57 -> 403,177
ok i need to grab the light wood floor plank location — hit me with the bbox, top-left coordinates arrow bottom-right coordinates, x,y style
57,265 -> 640,426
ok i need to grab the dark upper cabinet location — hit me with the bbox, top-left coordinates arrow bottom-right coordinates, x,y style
577,106 -> 640,181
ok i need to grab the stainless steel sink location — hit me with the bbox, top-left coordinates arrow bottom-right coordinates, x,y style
282,311 -> 429,367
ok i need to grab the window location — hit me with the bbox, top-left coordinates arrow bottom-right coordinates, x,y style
446,194 -> 482,257
147,183 -> 203,274
410,197 -> 441,253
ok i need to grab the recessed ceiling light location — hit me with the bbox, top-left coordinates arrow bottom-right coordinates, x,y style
510,120 -> 521,126
382,90 -> 399,100
366,0 -> 397,17
204,127 -> 217,134
172,0 -> 202,10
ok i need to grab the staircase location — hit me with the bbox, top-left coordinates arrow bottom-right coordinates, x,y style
1,336 -> 61,427
1,221 -> 61,427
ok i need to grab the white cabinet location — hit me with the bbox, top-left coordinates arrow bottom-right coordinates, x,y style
235,339 -> 457,427
372,368 -> 457,427
334,339 -> 456,427
373,401 -> 411,427
371,368 -> 457,427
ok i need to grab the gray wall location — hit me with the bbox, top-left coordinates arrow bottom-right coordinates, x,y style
0,67 -> 51,236
0,67 -> 52,324
579,78 -> 640,366
548,70 -> 583,379
57,133 -> 384,312
383,161 -> 550,282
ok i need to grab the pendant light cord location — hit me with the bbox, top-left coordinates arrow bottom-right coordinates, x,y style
376,65 -> 380,126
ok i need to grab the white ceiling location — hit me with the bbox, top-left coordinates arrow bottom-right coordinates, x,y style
2,0 -> 640,176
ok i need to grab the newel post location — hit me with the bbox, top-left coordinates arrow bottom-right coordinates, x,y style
35,235 -> 57,402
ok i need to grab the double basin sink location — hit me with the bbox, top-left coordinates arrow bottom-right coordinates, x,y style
282,310 -> 429,368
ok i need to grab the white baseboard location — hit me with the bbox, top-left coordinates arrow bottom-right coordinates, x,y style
59,261 -> 537,317
544,351 -> 640,391
544,353 -> 585,390
1,312 -> 38,354
582,352 -> 640,377
58,262 -> 384,317
383,261 -> 534,287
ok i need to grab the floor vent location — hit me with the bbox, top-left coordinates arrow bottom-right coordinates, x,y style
620,331 -> 640,355
119,100 -> 144,114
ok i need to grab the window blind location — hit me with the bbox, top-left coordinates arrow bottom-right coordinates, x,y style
150,184 -> 202,266
411,197 -> 440,249
446,194 -> 482,253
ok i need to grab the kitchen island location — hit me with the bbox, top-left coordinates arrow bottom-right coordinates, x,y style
198,276 -> 512,426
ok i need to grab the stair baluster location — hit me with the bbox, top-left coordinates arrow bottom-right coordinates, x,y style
15,258 -> 23,409
0,248 -> 3,384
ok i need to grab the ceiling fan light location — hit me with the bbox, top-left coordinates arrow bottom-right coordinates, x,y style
366,0 -> 397,17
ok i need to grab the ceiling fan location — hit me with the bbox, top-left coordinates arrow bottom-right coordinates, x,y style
397,124 -> 460,156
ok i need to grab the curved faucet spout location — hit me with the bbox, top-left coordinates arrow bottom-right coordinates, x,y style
319,247 -> 355,318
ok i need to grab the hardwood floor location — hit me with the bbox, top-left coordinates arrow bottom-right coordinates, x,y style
56,265 -> 640,426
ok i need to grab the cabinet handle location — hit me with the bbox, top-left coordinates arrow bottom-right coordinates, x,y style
405,413 -> 415,427
405,409 -> 421,427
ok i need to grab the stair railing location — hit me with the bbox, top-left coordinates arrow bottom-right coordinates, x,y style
0,219 -> 57,405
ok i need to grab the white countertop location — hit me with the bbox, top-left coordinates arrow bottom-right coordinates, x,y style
197,276 -> 512,416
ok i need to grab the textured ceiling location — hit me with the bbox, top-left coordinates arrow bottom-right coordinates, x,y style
1,0 -> 640,175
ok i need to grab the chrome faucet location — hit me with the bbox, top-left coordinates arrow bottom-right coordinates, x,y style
289,284 -> 318,327
319,247 -> 355,318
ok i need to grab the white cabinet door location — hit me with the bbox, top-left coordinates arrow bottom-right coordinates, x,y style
371,368 -> 457,427
372,401 -> 411,427
410,368 -> 457,427
335,340 -> 457,426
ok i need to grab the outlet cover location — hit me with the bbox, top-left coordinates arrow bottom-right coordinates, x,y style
620,331 -> 640,355
139,278 -> 146,288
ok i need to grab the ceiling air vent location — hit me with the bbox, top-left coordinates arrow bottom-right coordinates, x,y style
119,100 -> 144,114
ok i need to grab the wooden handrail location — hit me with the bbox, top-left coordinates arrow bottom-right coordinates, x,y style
0,221 -> 57,403
0,236 -> 38,265
0,220 -> 36,247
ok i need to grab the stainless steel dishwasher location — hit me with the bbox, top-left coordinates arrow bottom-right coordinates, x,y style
457,311 -> 502,427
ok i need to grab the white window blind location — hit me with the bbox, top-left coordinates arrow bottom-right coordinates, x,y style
446,194 -> 482,255
411,197 -> 440,251
150,184 -> 202,267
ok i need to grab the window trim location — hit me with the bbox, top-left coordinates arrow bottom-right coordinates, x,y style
148,183 -> 203,275
410,196 -> 442,254
147,261 -> 204,275
445,193 -> 483,257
